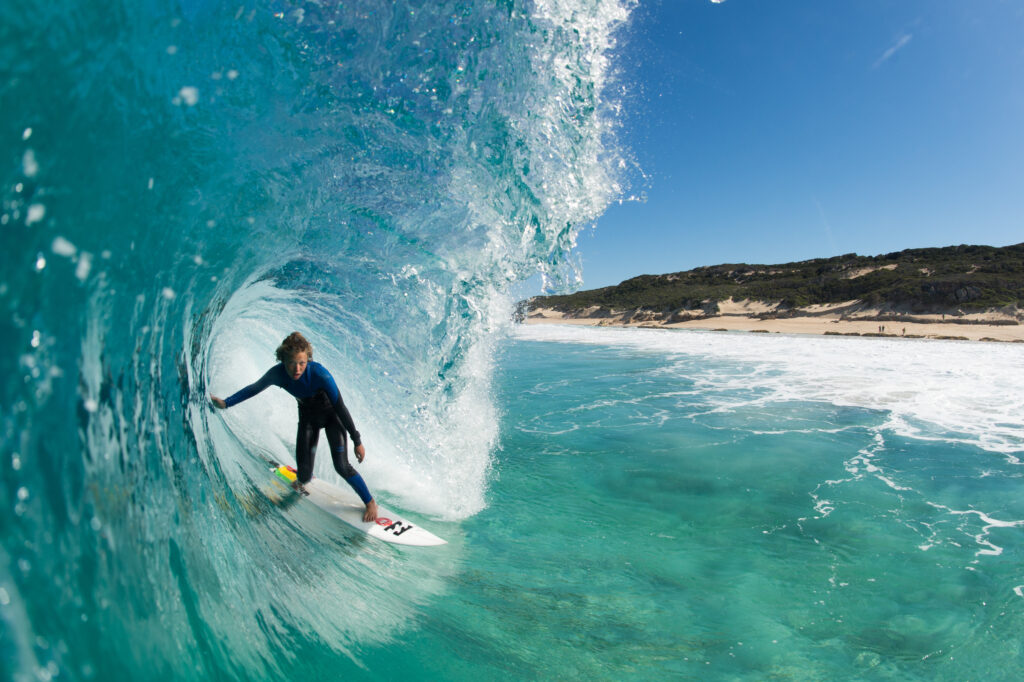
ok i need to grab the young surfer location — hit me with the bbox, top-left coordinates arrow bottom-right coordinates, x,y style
210,331 -> 379,522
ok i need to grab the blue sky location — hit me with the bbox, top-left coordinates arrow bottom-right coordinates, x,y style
568,0 -> 1024,291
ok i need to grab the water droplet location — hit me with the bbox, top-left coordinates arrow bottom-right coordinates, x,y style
25,203 -> 46,226
177,86 -> 199,106
76,252 -> 93,281
22,149 -> 38,177
162,287 -> 176,300
22,127 -> 32,140
51,236 -> 77,257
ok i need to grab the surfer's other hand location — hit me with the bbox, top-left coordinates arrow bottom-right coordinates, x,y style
355,444 -> 366,463
210,396 -> 227,409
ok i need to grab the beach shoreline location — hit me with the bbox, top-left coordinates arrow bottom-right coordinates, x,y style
524,302 -> 1024,343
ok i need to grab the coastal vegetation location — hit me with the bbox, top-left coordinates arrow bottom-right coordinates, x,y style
527,244 -> 1024,316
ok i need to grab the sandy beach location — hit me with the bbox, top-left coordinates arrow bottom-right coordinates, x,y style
525,299 -> 1024,343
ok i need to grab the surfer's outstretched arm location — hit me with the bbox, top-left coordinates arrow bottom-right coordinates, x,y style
210,367 -> 279,410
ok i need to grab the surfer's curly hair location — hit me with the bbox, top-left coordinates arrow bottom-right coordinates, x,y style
276,332 -> 313,363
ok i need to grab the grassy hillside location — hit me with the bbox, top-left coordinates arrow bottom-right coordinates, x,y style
529,244 -> 1024,314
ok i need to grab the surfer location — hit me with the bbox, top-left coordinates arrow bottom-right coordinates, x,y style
210,331 -> 379,522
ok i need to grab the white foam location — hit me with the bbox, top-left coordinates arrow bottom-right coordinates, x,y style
927,501 -> 1024,558
516,325 -> 1024,456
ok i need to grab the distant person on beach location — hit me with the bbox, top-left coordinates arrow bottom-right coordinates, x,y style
210,331 -> 378,522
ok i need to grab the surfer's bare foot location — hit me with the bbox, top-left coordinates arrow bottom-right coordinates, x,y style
363,499 -> 378,522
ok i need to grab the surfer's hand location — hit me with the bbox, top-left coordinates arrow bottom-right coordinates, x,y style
355,444 -> 366,463
210,396 -> 227,409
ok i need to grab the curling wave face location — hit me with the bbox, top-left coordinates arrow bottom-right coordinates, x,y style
0,0 -> 632,678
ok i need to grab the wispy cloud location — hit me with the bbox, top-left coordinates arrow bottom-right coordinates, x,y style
873,34 -> 912,69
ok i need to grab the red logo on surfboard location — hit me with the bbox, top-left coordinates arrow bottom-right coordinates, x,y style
376,517 -> 392,526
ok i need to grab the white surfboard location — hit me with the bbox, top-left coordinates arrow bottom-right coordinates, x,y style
271,465 -> 447,547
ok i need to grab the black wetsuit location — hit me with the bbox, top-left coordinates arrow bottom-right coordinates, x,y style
222,360 -> 373,502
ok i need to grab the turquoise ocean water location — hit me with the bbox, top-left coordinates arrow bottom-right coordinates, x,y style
495,325 -> 1024,679
4,0 -> 1024,679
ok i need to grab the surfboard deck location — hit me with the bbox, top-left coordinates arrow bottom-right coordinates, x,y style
271,464 -> 447,547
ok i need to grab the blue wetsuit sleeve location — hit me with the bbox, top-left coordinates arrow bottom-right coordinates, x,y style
223,366 -> 280,407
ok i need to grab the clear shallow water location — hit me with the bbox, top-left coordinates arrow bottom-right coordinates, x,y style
492,326 -> 1024,679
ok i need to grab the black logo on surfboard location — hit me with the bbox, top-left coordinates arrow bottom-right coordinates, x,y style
376,517 -> 414,536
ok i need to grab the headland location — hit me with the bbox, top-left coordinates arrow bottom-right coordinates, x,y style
522,244 -> 1024,342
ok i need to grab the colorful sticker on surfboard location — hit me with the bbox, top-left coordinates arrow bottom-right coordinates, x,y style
275,465 -> 298,484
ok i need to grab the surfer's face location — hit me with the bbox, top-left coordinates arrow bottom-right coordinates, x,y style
285,352 -> 308,380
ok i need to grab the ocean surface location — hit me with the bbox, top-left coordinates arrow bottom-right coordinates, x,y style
4,1 -> 1024,680
503,325 -> 1024,679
